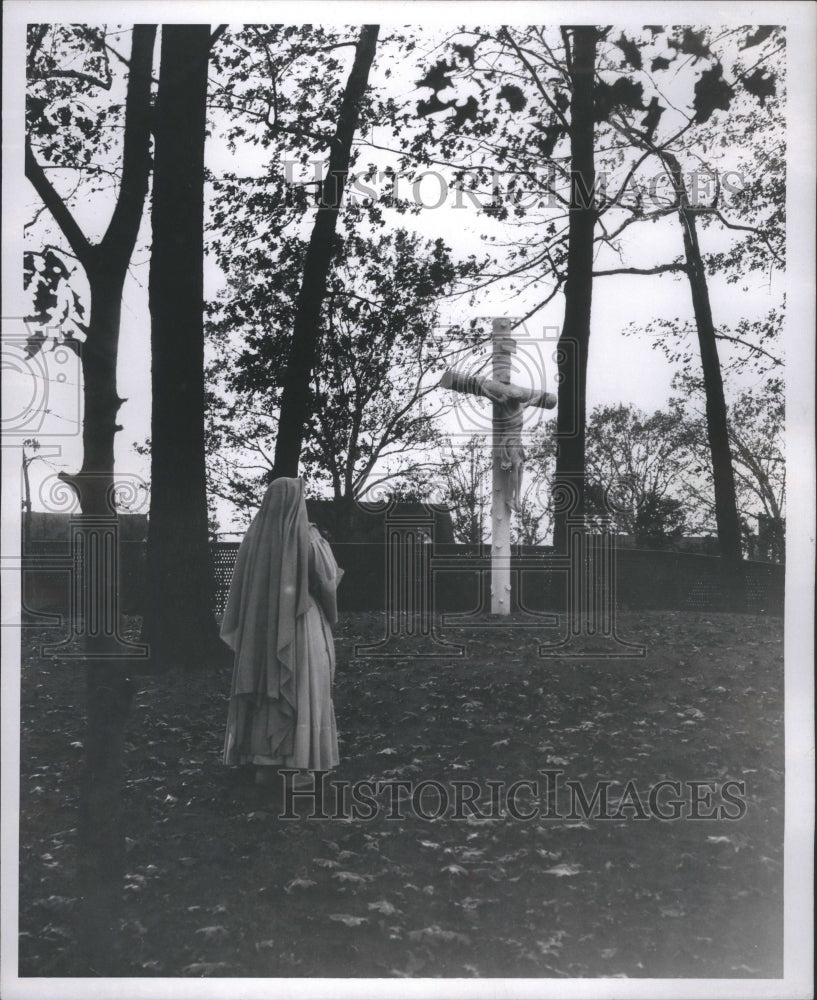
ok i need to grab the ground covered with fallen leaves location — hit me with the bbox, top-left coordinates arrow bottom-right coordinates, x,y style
19,610 -> 783,978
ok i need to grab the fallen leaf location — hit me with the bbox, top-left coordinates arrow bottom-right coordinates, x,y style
441,863 -> 468,876
407,925 -> 471,945
182,962 -> 230,975
333,871 -> 372,884
544,863 -> 582,877
194,925 -> 228,941
284,877 -> 317,893
368,900 -> 399,915
329,914 -> 368,927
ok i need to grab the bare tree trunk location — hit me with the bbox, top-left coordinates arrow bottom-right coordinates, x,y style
25,24 -> 156,971
553,26 -> 597,553
69,272 -> 127,511
663,152 -> 745,607
271,25 -> 379,479
144,25 -> 223,671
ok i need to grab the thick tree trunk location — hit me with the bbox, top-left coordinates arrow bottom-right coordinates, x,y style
57,273 -> 138,972
663,152 -> 745,605
63,272 -> 125,511
26,24 -> 156,971
144,25 -> 222,670
552,26 -> 597,554
271,25 -> 379,479
76,33 -> 155,966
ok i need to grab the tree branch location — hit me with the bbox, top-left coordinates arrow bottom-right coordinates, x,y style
500,27 -> 570,132
714,331 -> 782,366
695,208 -> 784,266
103,39 -> 161,84
25,141 -> 94,268
99,24 -> 157,268
29,68 -> 112,90
592,263 -> 686,277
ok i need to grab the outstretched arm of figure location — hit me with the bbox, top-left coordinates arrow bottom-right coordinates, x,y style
440,369 -> 556,409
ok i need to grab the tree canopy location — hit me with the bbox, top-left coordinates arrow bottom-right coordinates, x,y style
23,21 -> 787,545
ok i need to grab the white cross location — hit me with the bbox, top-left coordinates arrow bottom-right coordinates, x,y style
440,319 -> 556,614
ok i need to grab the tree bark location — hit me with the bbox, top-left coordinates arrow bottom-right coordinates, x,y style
25,24 -> 156,971
69,269 -> 128,512
144,25 -> 222,670
271,25 -> 379,479
552,26 -> 597,553
663,152 -> 745,605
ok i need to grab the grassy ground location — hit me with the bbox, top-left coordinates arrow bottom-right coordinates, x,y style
18,610 -> 783,979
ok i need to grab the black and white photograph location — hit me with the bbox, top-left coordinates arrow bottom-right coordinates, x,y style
1,1 -> 814,997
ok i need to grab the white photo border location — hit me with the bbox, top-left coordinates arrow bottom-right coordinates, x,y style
2,3 -> 814,998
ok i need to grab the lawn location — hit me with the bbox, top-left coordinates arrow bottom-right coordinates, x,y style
18,610 -> 783,979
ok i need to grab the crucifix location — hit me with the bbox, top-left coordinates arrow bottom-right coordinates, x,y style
440,318 -> 556,615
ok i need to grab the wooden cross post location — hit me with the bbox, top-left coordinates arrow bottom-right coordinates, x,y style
440,318 -> 556,615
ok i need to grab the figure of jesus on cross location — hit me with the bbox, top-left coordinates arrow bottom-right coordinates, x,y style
440,318 -> 556,615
